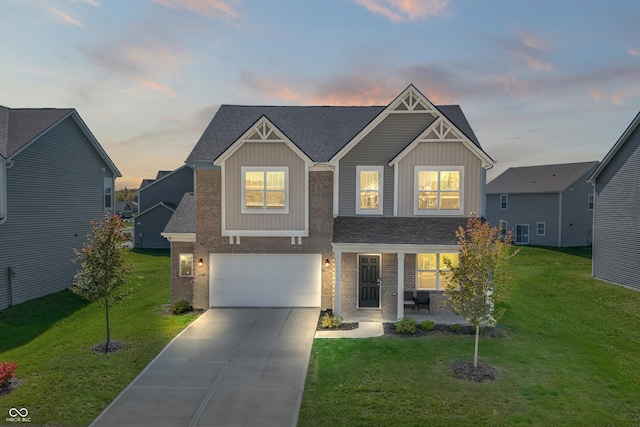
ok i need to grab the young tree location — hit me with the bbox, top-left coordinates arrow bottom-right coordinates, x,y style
71,213 -> 132,353
443,216 -> 518,368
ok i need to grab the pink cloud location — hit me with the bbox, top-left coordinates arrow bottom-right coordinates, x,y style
354,0 -> 449,22
629,49 -> 639,56
49,8 -> 83,27
152,0 -> 239,18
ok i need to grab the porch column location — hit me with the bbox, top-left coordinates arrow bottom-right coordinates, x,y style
334,250 -> 342,316
397,251 -> 405,321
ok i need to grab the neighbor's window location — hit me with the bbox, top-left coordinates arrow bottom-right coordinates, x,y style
179,254 -> 194,277
417,253 -> 459,290
515,224 -> 530,245
588,194 -> 594,211
356,166 -> 383,215
0,162 -> 6,221
500,194 -> 508,210
242,167 -> 288,213
500,220 -> 508,237
537,222 -> 545,236
415,167 -> 463,215
103,177 -> 113,210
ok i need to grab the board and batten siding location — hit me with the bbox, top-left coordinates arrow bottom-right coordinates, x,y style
224,141 -> 306,231
593,124 -> 640,290
0,116 -> 115,309
396,141 -> 483,217
338,113 -> 436,216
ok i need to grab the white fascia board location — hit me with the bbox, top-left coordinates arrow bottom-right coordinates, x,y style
161,232 -> 196,243
331,243 -> 460,253
222,229 -> 308,237
214,116 -> 313,166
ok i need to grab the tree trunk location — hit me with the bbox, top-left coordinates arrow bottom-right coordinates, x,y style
104,297 -> 110,354
473,324 -> 480,368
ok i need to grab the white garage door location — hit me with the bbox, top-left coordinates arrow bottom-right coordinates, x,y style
209,254 -> 321,307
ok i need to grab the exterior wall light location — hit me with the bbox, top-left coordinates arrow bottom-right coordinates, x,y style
325,259 -> 330,268
198,259 -> 203,267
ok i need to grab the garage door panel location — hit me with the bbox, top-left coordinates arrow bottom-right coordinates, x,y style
209,254 -> 321,307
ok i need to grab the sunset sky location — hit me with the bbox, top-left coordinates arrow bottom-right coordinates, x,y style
2,0 -> 639,189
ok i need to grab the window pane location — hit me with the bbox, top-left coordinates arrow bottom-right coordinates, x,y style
417,271 -> 437,289
417,253 -> 437,270
266,171 -> 285,190
245,172 -> 264,191
360,192 -> 379,209
440,253 -> 458,270
245,191 -> 264,208
418,171 -> 438,191
179,254 -> 193,276
360,171 -> 379,191
440,171 -> 460,191
266,191 -> 285,208
440,192 -> 460,210
418,192 -> 437,210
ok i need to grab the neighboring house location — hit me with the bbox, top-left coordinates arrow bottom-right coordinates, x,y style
134,165 -> 193,249
162,85 -> 494,319
0,105 -> 120,309
486,161 -> 598,247
115,201 -> 134,218
588,111 -> 640,291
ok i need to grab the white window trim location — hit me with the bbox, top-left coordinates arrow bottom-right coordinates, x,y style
416,252 -> 458,291
537,222 -> 546,236
588,193 -> 594,211
103,177 -> 113,210
414,166 -> 464,216
500,220 -> 508,237
356,166 -> 384,215
178,253 -> 194,277
241,166 -> 289,214
500,194 -> 508,210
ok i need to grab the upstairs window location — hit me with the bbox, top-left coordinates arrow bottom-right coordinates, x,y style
103,177 -> 113,210
241,167 -> 288,214
356,166 -> 383,215
414,167 -> 463,215
588,194 -> 594,211
500,194 -> 508,210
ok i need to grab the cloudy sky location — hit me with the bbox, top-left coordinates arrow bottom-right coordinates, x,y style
2,0 -> 639,189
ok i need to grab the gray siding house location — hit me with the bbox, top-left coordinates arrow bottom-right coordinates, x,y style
588,111 -> 640,291
163,85 -> 495,320
0,105 -> 120,309
486,162 -> 598,247
134,165 -> 193,249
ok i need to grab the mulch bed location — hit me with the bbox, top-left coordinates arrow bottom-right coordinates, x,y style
316,311 -> 359,331
451,360 -> 500,382
93,339 -> 127,353
0,378 -> 21,399
383,323 -> 507,338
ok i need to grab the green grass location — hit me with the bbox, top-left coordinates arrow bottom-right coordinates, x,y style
0,249 -> 199,427
299,246 -> 640,426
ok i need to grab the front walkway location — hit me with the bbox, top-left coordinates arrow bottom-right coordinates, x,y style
90,307 -> 318,427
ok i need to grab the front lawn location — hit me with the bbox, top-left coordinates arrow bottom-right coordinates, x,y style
0,249 -> 199,427
299,246 -> 640,426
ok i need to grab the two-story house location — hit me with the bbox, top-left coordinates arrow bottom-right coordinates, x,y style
486,161 -> 598,247
163,85 -> 494,320
135,165 -> 193,249
0,105 -> 120,309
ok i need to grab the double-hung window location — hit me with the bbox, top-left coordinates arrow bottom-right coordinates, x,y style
537,222 -> 546,236
179,254 -> 193,277
103,177 -> 113,210
500,194 -> 508,210
241,167 -> 288,213
417,253 -> 459,290
356,166 -> 383,215
414,166 -> 463,215
588,194 -> 594,211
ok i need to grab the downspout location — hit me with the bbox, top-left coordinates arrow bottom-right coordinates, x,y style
558,191 -> 563,247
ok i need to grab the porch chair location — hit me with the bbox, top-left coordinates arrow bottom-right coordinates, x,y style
403,291 -> 416,314
415,291 -> 430,314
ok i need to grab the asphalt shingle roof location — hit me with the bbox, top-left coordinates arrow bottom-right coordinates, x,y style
163,193 -> 195,234
187,104 -> 484,164
0,106 -> 72,158
487,161 -> 599,194
333,217 -> 467,245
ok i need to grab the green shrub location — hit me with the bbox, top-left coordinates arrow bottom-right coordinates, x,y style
421,320 -> 435,331
321,313 -> 343,329
451,323 -> 461,333
394,317 -> 417,334
170,300 -> 192,315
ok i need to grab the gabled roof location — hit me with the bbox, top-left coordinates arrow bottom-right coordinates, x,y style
0,105 -> 121,176
487,161 -> 599,194
136,202 -> 176,218
588,111 -> 640,183
187,85 -> 487,165
139,164 -> 192,193
139,179 -> 155,189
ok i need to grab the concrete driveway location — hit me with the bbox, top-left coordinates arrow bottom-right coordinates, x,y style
90,307 -> 319,427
